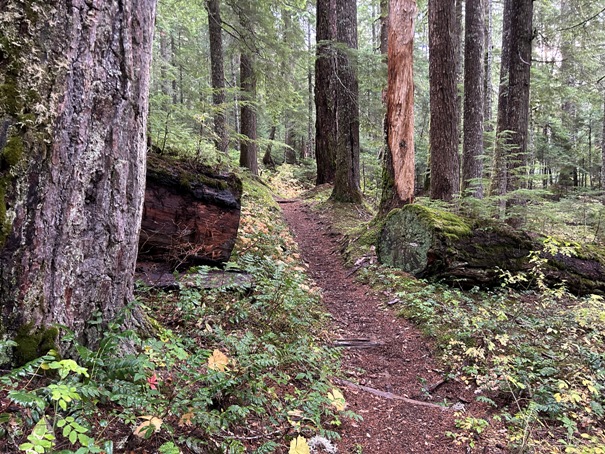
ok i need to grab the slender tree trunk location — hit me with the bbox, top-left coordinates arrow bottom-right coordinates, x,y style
601,96 -> 605,190
307,15 -> 314,159
429,0 -> 460,201
315,0 -> 338,184
379,0 -> 417,216
205,0 -> 229,153
239,51 -> 258,175
483,0 -> 493,155
330,0 -> 363,203
461,0 -> 485,197
0,0 -> 156,356
490,0 -> 512,198
380,0 -> 389,55
262,126 -> 277,169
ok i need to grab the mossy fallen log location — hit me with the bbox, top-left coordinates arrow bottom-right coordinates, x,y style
377,205 -> 605,295
138,154 -> 242,268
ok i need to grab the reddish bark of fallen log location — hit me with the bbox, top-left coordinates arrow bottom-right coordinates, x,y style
138,154 -> 242,268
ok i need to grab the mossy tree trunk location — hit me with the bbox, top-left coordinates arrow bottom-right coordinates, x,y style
0,0 -> 156,358
378,205 -> 605,296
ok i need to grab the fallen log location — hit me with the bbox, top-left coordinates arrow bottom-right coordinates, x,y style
138,154 -> 242,269
377,204 -> 605,296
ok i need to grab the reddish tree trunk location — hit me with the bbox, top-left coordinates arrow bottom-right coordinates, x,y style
379,0 -> 417,215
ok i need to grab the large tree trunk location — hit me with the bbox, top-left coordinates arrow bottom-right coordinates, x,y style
379,0 -> 417,216
330,0 -> 363,203
505,0 -> 533,191
461,0 -> 485,197
0,0 -> 156,356
378,205 -> 605,296
205,0 -> 229,154
315,0 -> 338,184
429,0 -> 460,201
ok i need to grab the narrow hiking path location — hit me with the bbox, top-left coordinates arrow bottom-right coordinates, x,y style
280,200 -> 499,454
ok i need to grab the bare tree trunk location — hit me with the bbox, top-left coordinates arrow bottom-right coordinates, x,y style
205,0 -> 229,153
601,96 -> 605,190
379,0 -> 417,216
504,0 -> 533,191
307,14 -> 314,159
315,0 -> 338,184
0,0 -> 156,357
461,0 -> 485,197
483,0 -> 493,150
429,0 -> 460,201
239,51 -> 258,175
330,0 -> 363,203
263,126 -> 277,169
490,0 -> 512,198
380,0 -> 389,55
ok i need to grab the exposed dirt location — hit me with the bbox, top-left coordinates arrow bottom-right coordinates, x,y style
281,200 -> 503,454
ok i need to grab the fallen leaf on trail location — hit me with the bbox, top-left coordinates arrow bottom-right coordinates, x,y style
134,415 -> 163,438
208,349 -> 229,371
287,409 -> 304,428
328,388 -> 346,411
289,435 -> 310,454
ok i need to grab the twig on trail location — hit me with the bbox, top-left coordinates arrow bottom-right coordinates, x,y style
275,199 -> 300,204
334,378 -> 451,410
332,338 -> 381,348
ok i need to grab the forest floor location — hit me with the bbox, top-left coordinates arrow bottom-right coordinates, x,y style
280,199 -> 501,454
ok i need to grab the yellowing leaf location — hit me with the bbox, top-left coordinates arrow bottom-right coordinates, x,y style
328,388 -> 346,411
208,349 -> 229,371
178,410 -> 194,427
289,436 -> 310,454
134,415 -> 163,438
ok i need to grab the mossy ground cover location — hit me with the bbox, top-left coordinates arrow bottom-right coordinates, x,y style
0,171 -> 356,453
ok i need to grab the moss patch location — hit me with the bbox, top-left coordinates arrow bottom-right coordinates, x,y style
404,204 -> 472,241
13,323 -> 59,366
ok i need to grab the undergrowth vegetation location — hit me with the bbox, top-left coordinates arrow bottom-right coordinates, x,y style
0,173 -> 357,453
337,193 -> 605,453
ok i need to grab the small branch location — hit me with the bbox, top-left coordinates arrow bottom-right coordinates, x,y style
335,378 -> 450,410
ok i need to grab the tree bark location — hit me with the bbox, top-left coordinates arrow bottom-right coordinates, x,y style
429,0 -> 460,201
379,0 -> 417,216
461,0 -> 485,197
601,95 -> 605,190
378,205 -> 605,296
0,0 -> 156,354
205,0 -> 229,154
380,0 -> 389,55
483,0 -> 493,156
262,125 -> 277,169
315,0 -> 338,184
239,51 -> 259,175
330,0 -> 363,203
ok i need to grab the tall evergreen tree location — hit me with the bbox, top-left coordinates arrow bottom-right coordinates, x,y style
461,0 -> 485,197
205,0 -> 229,153
330,0 -> 363,203
429,0 -> 460,201
315,0 -> 338,184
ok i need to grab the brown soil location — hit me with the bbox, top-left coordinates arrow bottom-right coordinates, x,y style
281,200 -> 503,454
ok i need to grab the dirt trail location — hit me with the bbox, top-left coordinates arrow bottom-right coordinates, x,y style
281,200 -> 481,454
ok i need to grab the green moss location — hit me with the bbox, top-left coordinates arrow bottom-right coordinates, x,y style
0,82 -> 21,115
14,324 -> 59,366
406,204 -> 473,240
1,135 -> 24,167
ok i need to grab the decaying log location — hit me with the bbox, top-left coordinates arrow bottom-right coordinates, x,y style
138,154 -> 242,268
378,205 -> 605,295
